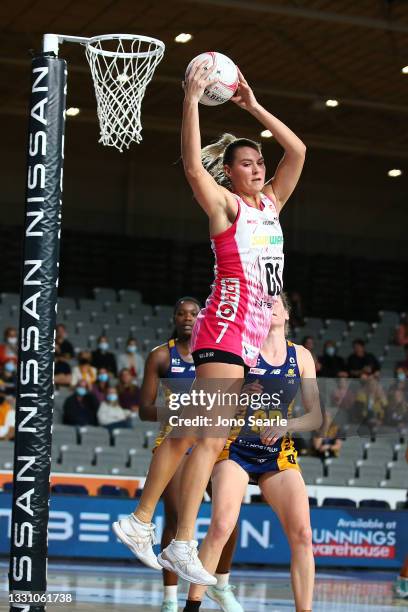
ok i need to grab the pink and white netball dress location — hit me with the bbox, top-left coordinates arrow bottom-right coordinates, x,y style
191,193 -> 284,367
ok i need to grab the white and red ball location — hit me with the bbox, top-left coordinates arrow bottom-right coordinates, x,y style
185,51 -> 239,106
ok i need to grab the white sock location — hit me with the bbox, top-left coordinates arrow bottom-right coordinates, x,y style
131,514 -> 150,527
163,585 -> 178,602
215,572 -> 230,588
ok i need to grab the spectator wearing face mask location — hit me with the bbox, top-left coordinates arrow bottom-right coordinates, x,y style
91,335 -> 117,377
97,385 -> 133,431
71,351 -> 97,389
117,338 -> 145,386
347,339 -> 380,378
92,368 -> 110,403
0,327 -> 18,367
318,340 -> 346,378
63,380 -> 99,426
330,371 -> 355,413
117,368 -> 141,412
0,389 -> 15,440
0,360 -> 17,396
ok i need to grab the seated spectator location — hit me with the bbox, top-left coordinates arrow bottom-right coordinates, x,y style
395,316 -> 408,347
0,360 -> 17,396
0,390 -> 15,440
312,411 -> 343,459
330,371 -> 355,413
354,367 -> 387,429
97,385 -> 133,431
55,323 -> 74,359
289,291 -> 304,327
396,345 -> 408,376
63,380 -> 98,426
71,351 -> 97,388
92,368 -> 110,403
302,335 -> 321,373
318,340 -> 346,378
117,368 -> 141,412
117,338 -> 145,386
386,369 -> 408,429
347,339 -> 380,378
91,335 -> 117,377
0,327 -> 18,367
54,355 -> 72,387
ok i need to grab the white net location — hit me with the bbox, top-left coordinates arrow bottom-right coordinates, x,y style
85,34 -> 165,152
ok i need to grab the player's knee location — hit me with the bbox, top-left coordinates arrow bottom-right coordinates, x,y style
208,515 -> 236,543
289,524 -> 313,549
198,437 -> 226,455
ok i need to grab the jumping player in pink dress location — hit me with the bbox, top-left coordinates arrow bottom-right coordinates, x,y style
113,62 -> 306,587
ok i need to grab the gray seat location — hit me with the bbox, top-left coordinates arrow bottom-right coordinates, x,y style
301,465 -> 323,484
129,453 -> 152,476
60,445 -> 94,465
316,476 -> 349,486
118,289 -> 143,304
326,463 -> 356,480
358,464 -> 387,482
112,428 -> 147,449
364,444 -> 395,463
383,471 -> 408,488
58,297 -> 77,311
93,287 -> 118,303
94,446 -> 129,467
52,425 -> 77,446
79,426 -> 111,448
111,466 -> 138,477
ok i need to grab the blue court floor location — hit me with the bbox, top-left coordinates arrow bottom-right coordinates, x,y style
1,561 -> 408,611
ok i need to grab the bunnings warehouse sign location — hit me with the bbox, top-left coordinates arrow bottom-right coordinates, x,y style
0,493 -> 406,568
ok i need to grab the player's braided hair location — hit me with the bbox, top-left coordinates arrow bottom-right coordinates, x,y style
201,133 -> 261,190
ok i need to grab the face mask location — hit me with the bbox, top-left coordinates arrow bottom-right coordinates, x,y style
99,342 -> 109,351
76,387 -> 87,397
7,337 -> 17,346
326,346 -> 335,357
4,362 -> 15,373
127,345 -> 137,353
397,372 -> 406,382
98,373 -> 109,382
107,393 -> 118,403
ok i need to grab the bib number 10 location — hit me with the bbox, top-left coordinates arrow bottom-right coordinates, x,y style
265,262 -> 283,296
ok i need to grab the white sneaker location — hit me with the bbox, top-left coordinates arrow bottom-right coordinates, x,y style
207,584 -> 244,611
157,539 -> 217,586
112,514 -> 161,570
160,601 -> 179,612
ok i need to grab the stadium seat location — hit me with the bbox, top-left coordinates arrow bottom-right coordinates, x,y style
79,426 -> 111,448
322,498 -> 357,508
94,446 -> 129,467
52,484 -> 89,496
60,445 -> 94,466
98,484 -> 129,497
112,428 -> 147,449
359,499 -> 390,509
118,289 -> 142,304
93,287 -> 118,303
52,425 -> 78,446
129,453 -> 152,475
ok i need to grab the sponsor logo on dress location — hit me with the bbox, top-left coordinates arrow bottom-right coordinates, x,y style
216,278 -> 240,322
172,358 -> 181,365
251,235 -> 283,247
249,367 -> 267,375
171,366 -> 185,373
289,357 -> 296,364
270,368 -> 281,374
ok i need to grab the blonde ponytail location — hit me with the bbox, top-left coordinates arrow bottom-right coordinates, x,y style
201,133 -> 237,189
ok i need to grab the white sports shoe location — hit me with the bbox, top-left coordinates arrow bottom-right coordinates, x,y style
112,513 -> 161,570
157,539 -> 217,586
207,584 -> 244,611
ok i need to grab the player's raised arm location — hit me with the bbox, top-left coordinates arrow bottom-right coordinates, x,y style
182,60 -> 231,217
231,69 -> 306,212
